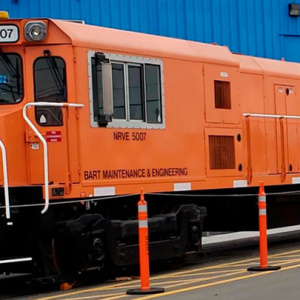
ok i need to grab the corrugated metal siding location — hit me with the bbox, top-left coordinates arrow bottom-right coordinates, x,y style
1,0 -> 300,61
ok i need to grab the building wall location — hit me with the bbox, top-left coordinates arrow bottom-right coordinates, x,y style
2,0 -> 300,62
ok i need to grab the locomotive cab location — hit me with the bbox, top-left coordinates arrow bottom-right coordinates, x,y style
0,18 -> 85,274
0,18 -> 81,192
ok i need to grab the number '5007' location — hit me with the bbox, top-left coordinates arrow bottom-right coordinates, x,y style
132,132 -> 146,141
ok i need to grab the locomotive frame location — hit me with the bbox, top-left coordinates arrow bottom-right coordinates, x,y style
0,17 -> 300,279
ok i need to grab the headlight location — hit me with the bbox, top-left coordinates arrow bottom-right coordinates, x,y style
24,21 -> 47,42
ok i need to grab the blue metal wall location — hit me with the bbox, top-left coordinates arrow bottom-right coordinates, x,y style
1,0 -> 300,62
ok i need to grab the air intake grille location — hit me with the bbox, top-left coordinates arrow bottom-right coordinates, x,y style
209,135 -> 235,169
214,81 -> 231,109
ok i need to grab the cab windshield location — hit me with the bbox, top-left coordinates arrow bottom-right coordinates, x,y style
0,53 -> 23,104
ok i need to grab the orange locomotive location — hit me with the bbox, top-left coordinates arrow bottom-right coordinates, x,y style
0,15 -> 300,279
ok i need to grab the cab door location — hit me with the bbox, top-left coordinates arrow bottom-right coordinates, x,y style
25,45 -> 80,193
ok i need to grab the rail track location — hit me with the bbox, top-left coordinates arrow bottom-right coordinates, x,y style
1,226 -> 300,300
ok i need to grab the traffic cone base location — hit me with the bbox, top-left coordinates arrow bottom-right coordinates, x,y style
126,287 -> 165,295
60,282 -> 73,291
247,265 -> 281,272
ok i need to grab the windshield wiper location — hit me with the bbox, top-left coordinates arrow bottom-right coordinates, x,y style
43,50 -> 65,97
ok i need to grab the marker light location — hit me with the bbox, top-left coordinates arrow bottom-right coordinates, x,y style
24,21 -> 47,42
0,11 -> 9,19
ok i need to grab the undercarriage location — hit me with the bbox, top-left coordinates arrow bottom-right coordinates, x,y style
0,188 -> 206,280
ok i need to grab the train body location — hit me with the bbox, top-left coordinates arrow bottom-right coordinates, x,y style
0,16 -> 300,279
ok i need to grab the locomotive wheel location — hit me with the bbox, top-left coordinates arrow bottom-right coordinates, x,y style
52,236 -> 80,278
52,235 -> 108,282
52,214 -> 108,281
32,235 -> 57,278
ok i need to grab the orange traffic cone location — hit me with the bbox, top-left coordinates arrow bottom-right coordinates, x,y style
127,188 -> 164,295
248,182 -> 280,271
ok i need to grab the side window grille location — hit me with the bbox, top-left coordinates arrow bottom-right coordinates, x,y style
209,135 -> 235,169
214,81 -> 231,109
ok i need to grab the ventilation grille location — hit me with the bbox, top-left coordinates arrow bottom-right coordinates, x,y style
209,135 -> 235,169
214,81 -> 231,109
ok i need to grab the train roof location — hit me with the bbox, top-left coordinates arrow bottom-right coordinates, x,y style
233,53 -> 300,79
6,18 -> 299,80
254,56 -> 300,79
52,19 -> 300,80
51,19 -> 238,67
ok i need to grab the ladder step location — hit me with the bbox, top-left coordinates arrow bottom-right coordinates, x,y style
0,257 -> 32,264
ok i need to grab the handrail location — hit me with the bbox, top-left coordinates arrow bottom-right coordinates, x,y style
243,113 -> 300,119
279,118 -> 286,182
0,139 -> 10,221
23,102 -> 84,214
243,112 -> 300,183
245,116 -> 252,184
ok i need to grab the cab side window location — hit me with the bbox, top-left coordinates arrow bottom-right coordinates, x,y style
145,64 -> 162,123
112,63 -> 126,119
34,56 -> 67,126
90,52 -> 164,129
